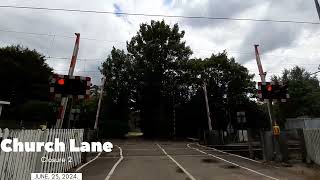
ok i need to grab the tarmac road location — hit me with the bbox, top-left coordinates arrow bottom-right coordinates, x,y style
77,139 -> 319,180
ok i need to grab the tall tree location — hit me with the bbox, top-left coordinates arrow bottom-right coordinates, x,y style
127,20 -> 192,137
0,45 -> 54,126
99,21 -> 265,138
177,52 -> 258,135
99,47 -> 133,137
0,45 -> 53,104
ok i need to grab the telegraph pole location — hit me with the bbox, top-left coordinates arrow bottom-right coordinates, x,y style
55,33 -> 80,128
94,77 -> 106,130
173,95 -> 176,137
203,82 -> 213,131
315,0 -> 320,20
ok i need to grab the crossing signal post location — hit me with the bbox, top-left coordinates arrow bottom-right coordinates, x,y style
254,45 -> 291,162
50,74 -> 91,129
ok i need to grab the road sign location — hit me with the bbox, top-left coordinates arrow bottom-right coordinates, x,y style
237,111 -> 246,123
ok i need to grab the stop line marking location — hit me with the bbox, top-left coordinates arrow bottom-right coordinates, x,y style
196,143 -> 262,164
187,144 -> 279,180
156,143 -> 197,180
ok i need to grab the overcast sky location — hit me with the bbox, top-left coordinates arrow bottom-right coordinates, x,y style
0,0 -> 320,85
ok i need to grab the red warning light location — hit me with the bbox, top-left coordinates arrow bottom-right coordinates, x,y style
267,85 -> 272,92
57,79 -> 65,85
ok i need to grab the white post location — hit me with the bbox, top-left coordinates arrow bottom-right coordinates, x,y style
94,77 -> 106,130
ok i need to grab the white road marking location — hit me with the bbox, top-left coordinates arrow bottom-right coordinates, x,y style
105,145 -> 124,180
196,143 -> 262,164
123,148 -> 158,151
187,144 -> 279,180
156,143 -> 197,180
76,152 -> 102,172
123,148 -> 190,151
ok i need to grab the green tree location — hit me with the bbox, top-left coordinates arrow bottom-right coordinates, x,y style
176,52 -> 261,136
99,47 -> 133,137
272,66 -> 320,123
0,45 -> 53,103
99,20 -> 266,138
0,45 -> 53,126
127,20 -> 192,137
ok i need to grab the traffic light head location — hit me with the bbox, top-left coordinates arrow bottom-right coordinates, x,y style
57,79 -> 65,85
50,74 -> 91,99
258,82 -> 289,102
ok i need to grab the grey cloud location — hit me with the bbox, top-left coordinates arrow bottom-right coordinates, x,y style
1,0 -> 319,84
237,23 -> 301,63
237,0 -> 319,63
173,0 -> 319,65
0,1 -> 129,85
174,0 -> 260,28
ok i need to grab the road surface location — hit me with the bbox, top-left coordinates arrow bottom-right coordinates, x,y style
77,140 -> 319,180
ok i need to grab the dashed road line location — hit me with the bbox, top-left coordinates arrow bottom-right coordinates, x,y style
187,144 -> 279,180
105,145 -> 124,180
156,143 -> 197,180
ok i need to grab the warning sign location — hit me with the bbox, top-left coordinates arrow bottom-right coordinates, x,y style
273,125 -> 280,136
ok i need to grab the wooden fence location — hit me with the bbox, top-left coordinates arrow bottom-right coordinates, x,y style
0,128 -> 84,180
303,128 -> 320,165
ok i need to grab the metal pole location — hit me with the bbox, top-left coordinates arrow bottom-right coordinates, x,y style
247,128 -> 254,159
94,77 -> 106,130
173,96 -> 176,138
315,0 -> 320,20
203,82 -> 213,131
55,33 -> 80,128
67,98 -> 74,128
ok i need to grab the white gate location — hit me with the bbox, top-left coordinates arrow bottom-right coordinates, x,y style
0,128 -> 84,180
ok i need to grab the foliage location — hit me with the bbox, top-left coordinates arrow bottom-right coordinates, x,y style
125,20 -> 193,137
0,45 -> 53,104
271,66 -> 320,123
18,100 -> 56,126
176,52 -> 264,135
99,48 -> 132,137
0,45 -> 53,126
99,20 -> 264,138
